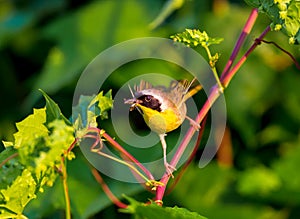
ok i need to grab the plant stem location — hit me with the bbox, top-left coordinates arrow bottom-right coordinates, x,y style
222,25 -> 271,88
221,8 -> 259,80
155,92 -> 218,203
90,167 -> 128,209
203,45 -> 223,90
155,8 -> 264,203
102,131 -> 155,180
92,149 -> 152,186
61,158 -> 71,219
166,115 -> 207,194
255,39 -> 300,70
0,152 -> 18,168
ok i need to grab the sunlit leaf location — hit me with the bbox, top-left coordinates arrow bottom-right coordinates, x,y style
24,152 -> 142,219
121,195 -> 207,219
171,29 -> 223,48
39,89 -> 71,125
72,90 -> 113,134
13,108 -> 49,151
245,0 -> 300,44
0,92 -> 75,217
0,169 -> 36,217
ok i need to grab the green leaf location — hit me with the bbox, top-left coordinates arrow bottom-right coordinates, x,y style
90,90 -> 114,120
245,0 -> 300,44
72,90 -> 113,134
0,94 -> 75,217
2,141 -> 13,148
237,166 -> 281,197
258,125 -> 294,145
39,89 -> 71,125
0,169 -> 36,218
23,0 -> 162,108
24,152 -> 142,219
170,29 -> 223,48
13,108 -> 49,150
72,95 -> 94,130
0,147 -> 22,190
0,146 -> 17,166
244,0 -> 261,8
272,137 -> 300,193
171,163 -> 282,219
121,195 -> 207,219
33,119 -> 75,186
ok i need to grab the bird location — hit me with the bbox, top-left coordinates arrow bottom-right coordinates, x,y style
124,78 -> 202,177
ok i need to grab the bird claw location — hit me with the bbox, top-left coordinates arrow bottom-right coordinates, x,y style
185,116 -> 200,131
191,121 -> 200,131
165,162 -> 176,178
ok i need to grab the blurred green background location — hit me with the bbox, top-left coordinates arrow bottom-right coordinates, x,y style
0,0 -> 300,218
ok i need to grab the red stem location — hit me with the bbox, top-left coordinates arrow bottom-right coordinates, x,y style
91,167 -> 128,209
166,115 -> 207,194
221,8 -> 259,79
257,39 -> 300,70
0,152 -> 18,168
155,9 -> 266,203
85,126 -> 154,180
67,138 -> 78,153
222,25 -> 271,87
102,131 -> 155,180
155,88 -> 220,203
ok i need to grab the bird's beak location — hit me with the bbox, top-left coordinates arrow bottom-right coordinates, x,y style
124,98 -> 136,105
124,98 -> 141,111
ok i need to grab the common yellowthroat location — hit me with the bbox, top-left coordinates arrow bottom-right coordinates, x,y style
124,78 -> 202,176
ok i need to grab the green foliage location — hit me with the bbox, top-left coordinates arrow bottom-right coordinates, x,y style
0,92 -> 75,218
171,29 -> 223,48
121,195 -> 207,219
171,29 -> 223,87
72,90 -> 113,135
245,0 -> 300,44
237,166 -> 281,197
170,28 -> 223,70
149,0 -> 185,29
0,169 -> 36,219
271,137 -> 300,202
39,89 -> 71,125
0,0 -> 300,219
23,0 -> 162,108
0,87 -> 115,218
171,163 -> 287,219
24,152 -> 142,219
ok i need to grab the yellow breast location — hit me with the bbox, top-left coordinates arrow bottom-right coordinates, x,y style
137,104 -> 183,134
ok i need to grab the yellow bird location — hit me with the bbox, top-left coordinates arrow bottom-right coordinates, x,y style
124,78 -> 202,176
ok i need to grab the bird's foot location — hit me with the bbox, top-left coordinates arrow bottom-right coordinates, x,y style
164,162 -> 176,178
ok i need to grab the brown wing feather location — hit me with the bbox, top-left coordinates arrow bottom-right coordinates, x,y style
133,78 -> 201,107
134,80 -> 153,92
168,80 -> 190,107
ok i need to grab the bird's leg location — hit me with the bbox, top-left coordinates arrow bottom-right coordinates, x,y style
185,116 -> 200,131
159,133 -> 176,178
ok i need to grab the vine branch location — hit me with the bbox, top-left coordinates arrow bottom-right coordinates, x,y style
155,8 -> 263,203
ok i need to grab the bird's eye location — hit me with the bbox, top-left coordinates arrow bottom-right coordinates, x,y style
144,96 -> 152,102
137,94 -> 161,112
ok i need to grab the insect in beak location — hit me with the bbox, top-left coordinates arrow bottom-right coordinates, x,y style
124,98 -> 136,111
124,98 -> 142,111
124,84 -> 144,111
